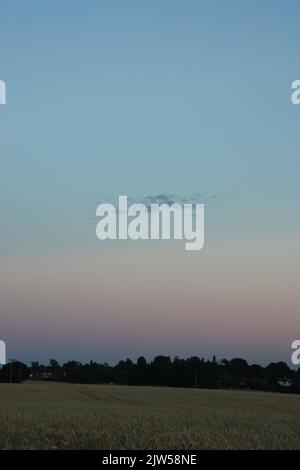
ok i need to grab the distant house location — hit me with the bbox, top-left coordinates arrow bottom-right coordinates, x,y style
31,370 -> 66,381
278,379 -> 292,388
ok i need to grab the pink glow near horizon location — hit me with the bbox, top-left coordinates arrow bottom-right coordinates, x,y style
1,234 -> 299,364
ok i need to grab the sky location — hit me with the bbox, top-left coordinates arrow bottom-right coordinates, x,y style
0,0 -> 299,365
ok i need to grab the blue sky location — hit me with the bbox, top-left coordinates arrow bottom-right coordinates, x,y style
0,1 -> 299,364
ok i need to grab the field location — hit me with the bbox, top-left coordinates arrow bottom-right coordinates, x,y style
0,381 -> 299,450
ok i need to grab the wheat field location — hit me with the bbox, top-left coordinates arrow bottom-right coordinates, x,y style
0,381 -> 299,450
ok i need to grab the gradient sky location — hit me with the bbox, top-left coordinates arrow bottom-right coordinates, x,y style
0,0 -> 299,365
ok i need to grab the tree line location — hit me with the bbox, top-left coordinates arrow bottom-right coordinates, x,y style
0,355 -> 299,393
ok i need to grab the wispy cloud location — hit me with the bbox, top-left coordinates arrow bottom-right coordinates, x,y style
133,191 -> 238,207
93,191 -> 238,217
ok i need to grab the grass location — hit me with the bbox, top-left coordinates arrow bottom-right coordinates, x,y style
0,381 -> 299,450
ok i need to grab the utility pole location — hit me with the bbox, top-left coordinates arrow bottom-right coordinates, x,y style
10,361 -> 13,384
8,359 -> 15,384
